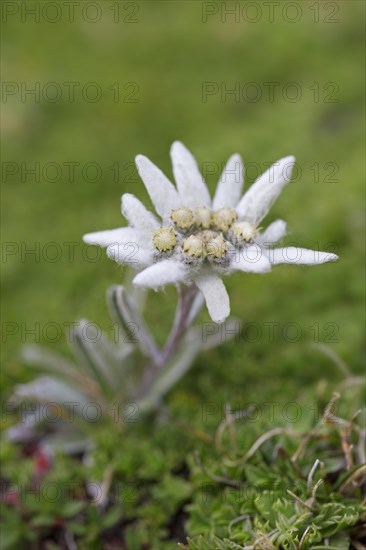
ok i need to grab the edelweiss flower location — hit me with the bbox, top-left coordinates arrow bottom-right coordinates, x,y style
84,142 -> 338,323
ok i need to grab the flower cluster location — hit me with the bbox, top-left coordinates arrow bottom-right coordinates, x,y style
84,142 -> 338,323
153,205 -> 257,267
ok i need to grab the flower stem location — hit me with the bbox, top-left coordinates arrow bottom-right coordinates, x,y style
136,285 -> 199,399
159,285 -> 198,365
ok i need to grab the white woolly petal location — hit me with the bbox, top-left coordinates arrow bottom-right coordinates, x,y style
230,244 -> 272,273
135,154 -> 181,221
257,220 -> 287,245
83,227 -> 139,247
121,193 -> 159,235
170,141 -> 211,208
107,242 -> 154,269
236,156 -> 295,224
268,247 -> 339,265
195,273 -> 230,324
212,154 -> 244,209
133,259 -> 189,289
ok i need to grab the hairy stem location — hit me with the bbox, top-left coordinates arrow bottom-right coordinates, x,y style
136,284 -> 199,399
159,285 -> 198,365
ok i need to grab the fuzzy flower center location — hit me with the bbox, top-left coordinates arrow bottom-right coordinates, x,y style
171,207 -> 194,230
152,226 -> 177,252
229,221 -> 257,243
194,207 -> 212,229
152,206 -> 257,264
212,207 -> 237,232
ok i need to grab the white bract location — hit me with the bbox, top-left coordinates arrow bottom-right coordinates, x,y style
84,142 -> 338,323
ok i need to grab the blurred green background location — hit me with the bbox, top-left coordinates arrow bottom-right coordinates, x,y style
2,0 -> 365,395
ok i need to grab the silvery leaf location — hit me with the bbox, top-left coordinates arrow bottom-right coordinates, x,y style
11,376 -> 90,409
69,320 -> 128,393
21,345 -> 80,382
108,285 -> 160,364
137,331 -> 201,413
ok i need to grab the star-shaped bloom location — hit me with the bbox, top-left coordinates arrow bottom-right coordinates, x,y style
83,142 -> 338,323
